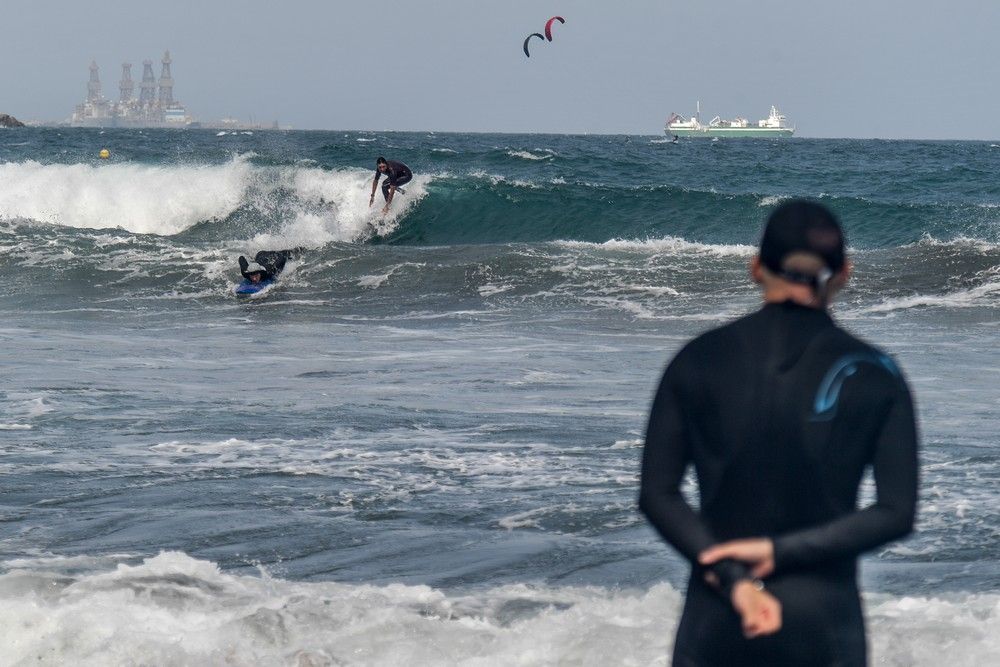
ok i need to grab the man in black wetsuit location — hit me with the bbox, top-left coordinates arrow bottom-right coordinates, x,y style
238,249 -> 297,284
640,200 -> 918,666
369,156 -> 412,214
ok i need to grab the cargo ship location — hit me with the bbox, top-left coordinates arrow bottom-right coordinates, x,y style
666,102 -> 794,138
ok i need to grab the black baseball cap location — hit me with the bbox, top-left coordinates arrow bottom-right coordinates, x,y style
760,200 -> 845,280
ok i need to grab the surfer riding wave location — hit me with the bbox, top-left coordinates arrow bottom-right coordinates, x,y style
369,157 -> 412,215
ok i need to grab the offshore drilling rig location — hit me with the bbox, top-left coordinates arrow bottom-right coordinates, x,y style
71,51 -> 192,127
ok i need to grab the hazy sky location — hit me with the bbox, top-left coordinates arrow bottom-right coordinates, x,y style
2,0 -> 999,139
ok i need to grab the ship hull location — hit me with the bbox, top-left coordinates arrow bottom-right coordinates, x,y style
666,127 -> 794,138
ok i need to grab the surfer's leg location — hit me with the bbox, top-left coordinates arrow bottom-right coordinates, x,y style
394,174 -> 412,193
382,180 -> 392,202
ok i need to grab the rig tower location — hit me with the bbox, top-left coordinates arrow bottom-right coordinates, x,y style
139,60 -> 156,108
157,50 -> 174,107
87,60 -> 102,102
119,63 -> 134,103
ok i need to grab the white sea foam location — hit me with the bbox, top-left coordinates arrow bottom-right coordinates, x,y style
18,396 -> 52,419
506,150 -> 553,161
0,551 -> 995,666
466,170 -> 525,188
577,295 -> 661,319
0,552 -> 679,667
867,593 -> 1000,666
498,507 -> 549,530
358,272 -> 392,288
758,194 -> 789,207
0,158 -> 254,235
478,283 -> 514,296
902,234 -> 1000,252
53,429 -> 638,504
354,262 -> 427,290
610,438 -> 643,450
556,237 -> 755,257
0,395 -> 53,430
856,279 -> 1000,314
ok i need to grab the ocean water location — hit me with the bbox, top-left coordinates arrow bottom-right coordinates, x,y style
1,128 -> 998,665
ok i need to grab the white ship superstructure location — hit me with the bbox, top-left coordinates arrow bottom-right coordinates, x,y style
666,102 -> 794,138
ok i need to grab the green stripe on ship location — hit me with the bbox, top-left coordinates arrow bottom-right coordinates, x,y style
668,128 -> 794,138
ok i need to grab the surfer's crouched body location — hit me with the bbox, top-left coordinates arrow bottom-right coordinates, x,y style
239,249 -> 299,283
370,156 -> 413,213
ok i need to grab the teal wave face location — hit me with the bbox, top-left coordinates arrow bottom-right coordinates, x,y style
3,129 -> 1000,251
378,176 -> 1000,248
0,128 -> 1000,249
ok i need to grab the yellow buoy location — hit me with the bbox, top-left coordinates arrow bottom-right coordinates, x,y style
99,148 -> 110,159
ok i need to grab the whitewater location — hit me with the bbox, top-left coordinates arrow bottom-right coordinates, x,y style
1,128 -> 998,665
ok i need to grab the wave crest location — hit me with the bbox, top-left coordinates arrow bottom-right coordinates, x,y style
0,157 -> 429,244
0,158 -> 253,235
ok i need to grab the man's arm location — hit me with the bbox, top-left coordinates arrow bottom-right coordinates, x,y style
771,383 -> 918,571
639,361 -> 751,596
369,173 -> 380,207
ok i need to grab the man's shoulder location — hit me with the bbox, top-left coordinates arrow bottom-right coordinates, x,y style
670,311 -> 757,366
674,307 -> 900,369
816,320 -> 893,360
819,325 -> 908,391
688,309 -> 761,344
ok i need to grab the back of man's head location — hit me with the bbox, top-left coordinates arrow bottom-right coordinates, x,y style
760,200 -> 845,282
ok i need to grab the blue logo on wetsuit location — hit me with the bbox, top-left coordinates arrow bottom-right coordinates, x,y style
813,352 -> 900,420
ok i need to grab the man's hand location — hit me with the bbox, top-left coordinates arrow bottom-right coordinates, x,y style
699,538 -> 775,579
369,193 -> 375,208
731,580 -> 782,638
381,205 -> 390,214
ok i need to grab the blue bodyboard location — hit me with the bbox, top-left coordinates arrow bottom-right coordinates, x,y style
234,278 -> 275,296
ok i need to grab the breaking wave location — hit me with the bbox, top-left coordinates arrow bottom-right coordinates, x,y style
0,156 -> 430,244
1,552 -> 996,667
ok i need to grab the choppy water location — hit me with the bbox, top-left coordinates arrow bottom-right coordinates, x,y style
1,128 -> 998,665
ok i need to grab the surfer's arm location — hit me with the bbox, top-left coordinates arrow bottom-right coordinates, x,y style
238,255 -> 252,279
369,174 -> 380,205
639,360 -> 751,598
